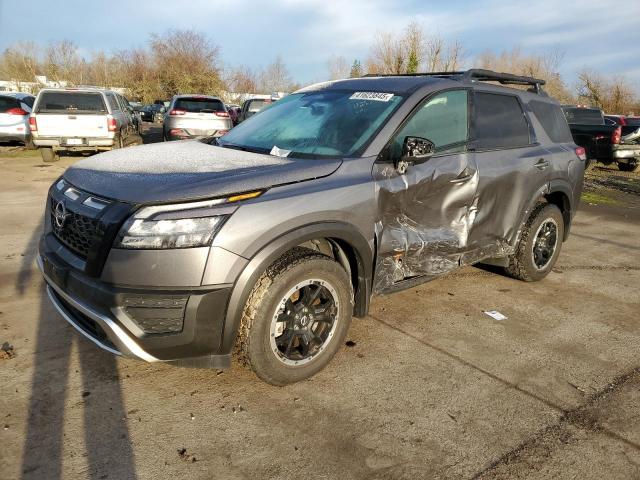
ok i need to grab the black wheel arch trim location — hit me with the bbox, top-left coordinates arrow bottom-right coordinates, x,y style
219,222 -> 373,354
516,180 -> 574,247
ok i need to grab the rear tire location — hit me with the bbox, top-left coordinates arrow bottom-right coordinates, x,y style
236,247 -> 353,386
618,161 -> 638,172
40,147 -> 59,163
113,133 -> 123,149
504,203 -> 564,282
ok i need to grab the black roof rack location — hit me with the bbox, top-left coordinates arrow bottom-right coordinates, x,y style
364,69 -> 546,93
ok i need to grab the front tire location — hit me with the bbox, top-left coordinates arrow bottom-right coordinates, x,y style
237,247 -> 353,386
504,203 -> 564,282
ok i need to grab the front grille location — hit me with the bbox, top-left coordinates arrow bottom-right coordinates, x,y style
50,197 -> 102,259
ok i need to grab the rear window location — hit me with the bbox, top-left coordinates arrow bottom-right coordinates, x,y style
36,92 -> 107,114
562,107 -> 603,125
474,92 -> 531,149
174,98 -> 225,113
0,96 -> 20,112
529,100 -> 573,143
247,99 -> 271,112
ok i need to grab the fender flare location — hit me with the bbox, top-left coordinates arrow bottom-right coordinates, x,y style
518,180 -> 574,246
219,222 -> 373,353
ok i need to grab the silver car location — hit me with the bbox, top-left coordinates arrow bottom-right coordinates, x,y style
0,93 -> 35,146
163,95 -> 232,141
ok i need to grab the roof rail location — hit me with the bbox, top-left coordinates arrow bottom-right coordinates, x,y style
364,69 -> 547,94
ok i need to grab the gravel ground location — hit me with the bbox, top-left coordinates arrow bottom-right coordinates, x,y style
0,140 -> 639,479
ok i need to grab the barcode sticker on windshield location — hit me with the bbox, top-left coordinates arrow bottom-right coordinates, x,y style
349,92 -> 394,102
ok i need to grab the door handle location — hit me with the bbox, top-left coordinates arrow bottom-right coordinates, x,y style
534,158 -> 550,170
450,167 -> 475,184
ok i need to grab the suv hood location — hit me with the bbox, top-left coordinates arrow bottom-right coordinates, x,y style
63,141 -> 342,204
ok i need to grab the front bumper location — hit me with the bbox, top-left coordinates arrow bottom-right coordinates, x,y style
38,247 -> 233,368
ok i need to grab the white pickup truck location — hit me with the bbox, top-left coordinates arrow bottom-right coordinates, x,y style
30,88 -> 139,162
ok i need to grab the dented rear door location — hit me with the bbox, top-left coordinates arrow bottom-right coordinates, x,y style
372,89 -> 479,292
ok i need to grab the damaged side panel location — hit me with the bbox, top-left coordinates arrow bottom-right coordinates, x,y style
372,153 -> 480,293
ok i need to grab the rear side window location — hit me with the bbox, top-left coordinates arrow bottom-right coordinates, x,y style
625,118 -> 640,127
529,100 -> 573,143
474,92 -> 530,149
106,94 -> 120,112
36,92 -> 107,114
174,98 -> 225,113
0,96 -> 20,112
562,107 -> 603,125
22,96 -> 35,108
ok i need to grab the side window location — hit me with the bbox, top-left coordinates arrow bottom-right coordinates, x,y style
529,100 -> 573,143
106,93 -> 120,112
391,90 -> 468,159
473,92 -> 531,149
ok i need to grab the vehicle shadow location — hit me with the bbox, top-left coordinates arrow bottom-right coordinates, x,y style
19,225 -> 138,479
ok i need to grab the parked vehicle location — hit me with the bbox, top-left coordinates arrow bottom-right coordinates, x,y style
38,69 -> 585,385
562,106 -> 639,171
0,93 -> 35,146
237,97 -> 273,123
607,116 -> 640,171
163,95 -> 231,141
30,88 -> 139,162
140,104 -> 165,123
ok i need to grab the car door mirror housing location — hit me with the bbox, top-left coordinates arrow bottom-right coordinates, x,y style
395,136 -> 435,173
402,136 -> 435,161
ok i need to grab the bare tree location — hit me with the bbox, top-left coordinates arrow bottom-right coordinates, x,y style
576,70 -> 637,113
327,55 -> 350,80
259,55 -> 294,92
367,23 -> 461,74
0,42 -> 41,91
44,40 -> 81,85
150,29 -> 224,97
225,65 -> 259,93
476,47 -> 573,102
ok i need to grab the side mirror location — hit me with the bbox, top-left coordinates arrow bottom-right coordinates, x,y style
396,136 -> 435,174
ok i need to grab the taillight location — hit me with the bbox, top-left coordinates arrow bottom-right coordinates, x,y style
575,146 -> 587,161
612,126 -> 621,145
214,111 -> 230,117
6,107 -> 28,115
107,116 -> 117,132
28,116 -> 37,131
216,130 -> 229,136
169,109 -> 186,116
619,117 -> 627,126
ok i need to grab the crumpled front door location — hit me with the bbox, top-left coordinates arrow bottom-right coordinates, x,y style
373,152 -> 479,292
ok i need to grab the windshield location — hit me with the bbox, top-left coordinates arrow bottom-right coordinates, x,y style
36,92 -> 107,114
219,91 -> 403,158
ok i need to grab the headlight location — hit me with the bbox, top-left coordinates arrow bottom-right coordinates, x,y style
114,192 -> 262,250
115,215 -> 226,249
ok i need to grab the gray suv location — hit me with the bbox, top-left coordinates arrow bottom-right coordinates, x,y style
38,70 -> 585,385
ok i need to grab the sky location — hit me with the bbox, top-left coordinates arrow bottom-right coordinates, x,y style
0,0 -> 639,91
